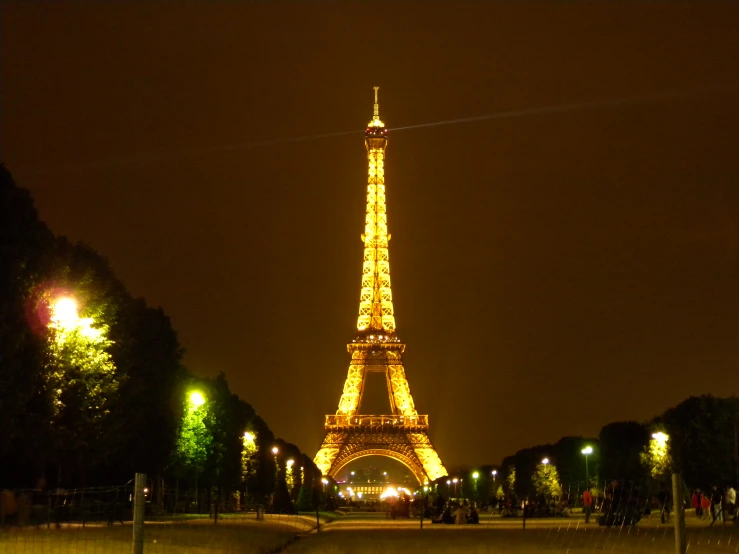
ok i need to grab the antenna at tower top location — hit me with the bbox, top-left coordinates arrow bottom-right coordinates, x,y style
368,86 -> 385,129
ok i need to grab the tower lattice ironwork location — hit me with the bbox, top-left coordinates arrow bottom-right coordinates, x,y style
314,88 -> 447,484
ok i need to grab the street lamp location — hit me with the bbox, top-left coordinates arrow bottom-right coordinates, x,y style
189,391 -> 205,408
272,446 -> 279,455
52,297 -> 79,327
491,470 -> 497,481
321,478 -> 328,492
652,432 -> 668,446
542,458 -> 549,465
581,446 -> 593,487
472,472 -> 479,480
452,478 -> 458,498
243,431 -> 255,442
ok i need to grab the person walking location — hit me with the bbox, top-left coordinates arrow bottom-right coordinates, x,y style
692,490 -> 704,519
711,486 -> 723,523
583,487 -> 594,523
725,486 -> 736,521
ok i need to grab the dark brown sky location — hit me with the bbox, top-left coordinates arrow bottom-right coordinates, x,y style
3,3 -> 739,469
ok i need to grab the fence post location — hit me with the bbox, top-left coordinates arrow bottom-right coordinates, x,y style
672,473 -> 686,554
132,473 -> 146,554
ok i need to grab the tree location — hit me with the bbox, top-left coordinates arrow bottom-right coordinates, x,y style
0,164 -> 54,486
532,462 -> 562,498
551,436 -> 599,488
662,396 -> 739,488
640,428 -> 671,485
598,421 -> 649,482
505,464 -> 516,498
44,295 -> 118,480
171,388 -> 211,486
296,484 -> 313,511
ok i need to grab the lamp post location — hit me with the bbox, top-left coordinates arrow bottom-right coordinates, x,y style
453,478 -> 458,499
272,446 -> 279,496
446,479 -> 451,498
186,390 -> 206,509
581,446 -> 593,487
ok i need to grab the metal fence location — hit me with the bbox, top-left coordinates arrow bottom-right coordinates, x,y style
0,475 -> 318,554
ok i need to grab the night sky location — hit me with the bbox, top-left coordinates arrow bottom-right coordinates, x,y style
3,4 -> 739,469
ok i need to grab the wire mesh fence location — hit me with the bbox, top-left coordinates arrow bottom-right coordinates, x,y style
0,478 -> 318,554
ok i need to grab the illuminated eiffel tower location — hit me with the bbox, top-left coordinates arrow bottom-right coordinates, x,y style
314,88 -> 447,484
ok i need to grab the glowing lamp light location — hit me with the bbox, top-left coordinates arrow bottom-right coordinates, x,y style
380,487 -> 399,499
286,459 -> 295,467
582,446 -> 593,455
492,470 -> 498,476
542,458 -> 549,465
243,432 -> 255,442
189,391 -> 205,408
272,446 -> 279,455
652,432 -> 669,446
452,478 -> 458,484
52,297 -> 79,327
321,478 -> 328,485
472,472 -> 479,480
446,480 -> 451,485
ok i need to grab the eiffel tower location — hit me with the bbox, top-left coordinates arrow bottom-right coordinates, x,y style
314,88 -> 447,484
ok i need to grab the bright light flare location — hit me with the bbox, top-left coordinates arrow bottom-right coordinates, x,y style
189,391 -> 205,408
52,297 -> 79,327
582,446 -> 593,455
472,472 -> 479,479
380,487 -> 399,499
652,432 -> 669,446
542,458 -> 549,465
272,446 -> 279,455
243,431 -> 255,442
287,459 -> 295,467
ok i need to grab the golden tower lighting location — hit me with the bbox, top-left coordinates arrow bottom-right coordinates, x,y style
314,88 -> 447,484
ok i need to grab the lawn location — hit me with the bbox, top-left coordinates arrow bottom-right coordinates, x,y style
0,520 -> 300,553
2,515 -> 738,553
284,523 -> 739,554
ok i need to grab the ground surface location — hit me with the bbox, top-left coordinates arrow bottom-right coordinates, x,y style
1,512 -> 738,553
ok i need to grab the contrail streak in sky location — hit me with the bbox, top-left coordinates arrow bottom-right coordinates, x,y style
17,84 -> 739,175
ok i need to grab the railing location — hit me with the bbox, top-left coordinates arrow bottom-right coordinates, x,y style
325,414 -> 429,428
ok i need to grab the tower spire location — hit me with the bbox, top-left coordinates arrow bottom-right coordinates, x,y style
373,86 -> 380,120
368,85 -> 385,128
358,87 -> 392,333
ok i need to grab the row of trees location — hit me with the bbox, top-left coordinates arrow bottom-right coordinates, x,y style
0,164 -> 323,510
492,396 -> 739,500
